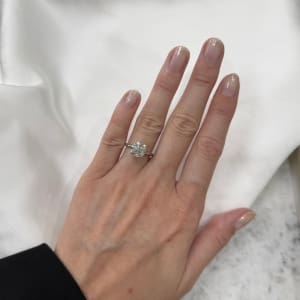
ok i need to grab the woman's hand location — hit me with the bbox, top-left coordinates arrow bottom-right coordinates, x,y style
55,38 -> 255,300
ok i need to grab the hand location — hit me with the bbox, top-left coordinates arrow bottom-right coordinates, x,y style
55,38 -> 255,300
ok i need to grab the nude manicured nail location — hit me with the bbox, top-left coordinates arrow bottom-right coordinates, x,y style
221,74 -> 239,97
204,38 -> 224,67
124,90 -> 139,107
234,210 -> 256,230
169,46 -> 189,73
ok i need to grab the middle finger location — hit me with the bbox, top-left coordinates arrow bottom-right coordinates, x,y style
151,38 -> 224,174
119,46 -> 190,171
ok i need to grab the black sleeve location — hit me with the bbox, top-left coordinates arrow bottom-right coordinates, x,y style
0,243 -> 86,300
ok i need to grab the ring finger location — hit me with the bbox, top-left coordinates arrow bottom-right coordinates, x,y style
119,46 -> 190,172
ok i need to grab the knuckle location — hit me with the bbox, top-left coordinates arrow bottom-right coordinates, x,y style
174,202 -> 189,222
209,217 -> 231,249
170,113 -> 198,138
101,134 -> 125,148
138,112 -> 164,135
191,72 -> 213,88
210,105 -> 232,119
172,199 -> 199,231
176,181 -> 205,213
214,230 -> 230,248
197,135 -> 223,162
156,72 -> 177,95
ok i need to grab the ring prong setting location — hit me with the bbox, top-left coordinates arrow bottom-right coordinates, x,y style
130,141 -> 147,157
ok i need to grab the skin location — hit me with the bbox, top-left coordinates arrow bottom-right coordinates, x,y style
55,38 -> 255,300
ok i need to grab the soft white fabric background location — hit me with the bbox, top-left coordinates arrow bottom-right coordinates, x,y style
0,0 -> 299,298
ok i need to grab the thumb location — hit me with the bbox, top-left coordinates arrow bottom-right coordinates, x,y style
177,208 -> 256,296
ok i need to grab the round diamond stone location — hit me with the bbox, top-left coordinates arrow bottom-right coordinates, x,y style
130,141 -> 147,157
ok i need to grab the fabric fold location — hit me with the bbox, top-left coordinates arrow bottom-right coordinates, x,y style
0,0 -> 299,254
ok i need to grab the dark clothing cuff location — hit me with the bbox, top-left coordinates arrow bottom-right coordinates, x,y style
0,243 -> 86,300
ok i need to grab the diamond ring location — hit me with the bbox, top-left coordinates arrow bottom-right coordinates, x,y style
124,141 -> 154,160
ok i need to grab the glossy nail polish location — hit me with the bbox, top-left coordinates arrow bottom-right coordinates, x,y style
221,74 -> 239,97
204,38 -> 224,67
124,90 -> 139,107
169,46 -> 189,73
234,210 -> 256,230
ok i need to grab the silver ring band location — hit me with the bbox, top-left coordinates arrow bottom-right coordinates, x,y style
124,141 -> 154,160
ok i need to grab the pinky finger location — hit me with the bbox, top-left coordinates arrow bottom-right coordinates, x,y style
85,90 -> 141,180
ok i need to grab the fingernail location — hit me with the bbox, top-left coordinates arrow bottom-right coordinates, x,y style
168,46 -> 189,73
204,38 -> 224,67
221,74 -> 239,97
234,210 -> 256,230
124,90 -> 139,107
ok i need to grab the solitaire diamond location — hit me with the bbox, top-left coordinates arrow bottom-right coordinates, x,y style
130,141 -> 147,157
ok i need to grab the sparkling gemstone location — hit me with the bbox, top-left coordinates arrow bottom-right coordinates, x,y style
130,141 -> 147,157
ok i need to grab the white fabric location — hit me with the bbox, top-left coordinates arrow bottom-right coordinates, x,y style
0,0 -> 299,257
